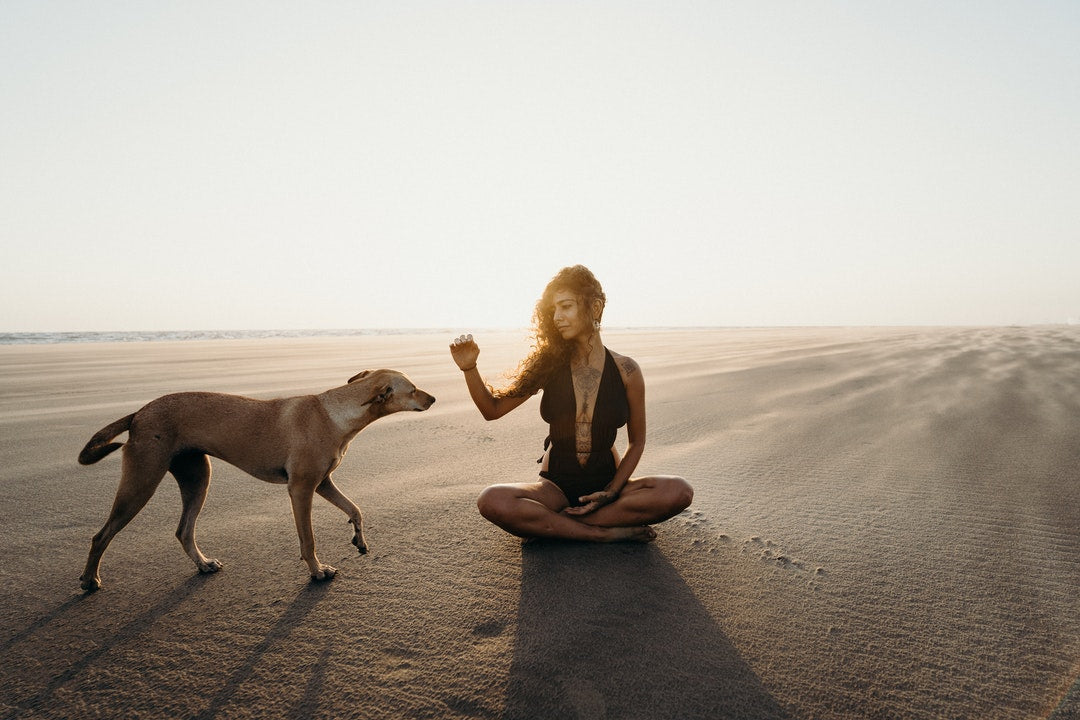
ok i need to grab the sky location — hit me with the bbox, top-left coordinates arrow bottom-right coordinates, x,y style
2,1 -> 1078,331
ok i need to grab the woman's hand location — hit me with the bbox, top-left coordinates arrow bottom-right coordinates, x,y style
563,490 -> 618,516
450,333 -> 529,420
450,334 -> 480,371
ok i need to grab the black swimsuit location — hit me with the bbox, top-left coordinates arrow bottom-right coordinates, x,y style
538,350 -> 629,506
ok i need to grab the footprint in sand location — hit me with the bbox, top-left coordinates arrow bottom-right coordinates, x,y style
741,536 -> 823,580
380,645 -> 422,676
679,511 -> 823,577
679,508 -> 710,529
471,619 -> 507,638
678,511 -> 750,554
679,509 -> 733,553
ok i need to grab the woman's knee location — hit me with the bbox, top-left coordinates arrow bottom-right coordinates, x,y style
663,475 -> 694,512
477,484 -> 511,522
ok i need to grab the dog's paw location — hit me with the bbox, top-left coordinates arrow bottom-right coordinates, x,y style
311,564 -> 337,582
197,558 -> 223,574
80,575 -> 101,593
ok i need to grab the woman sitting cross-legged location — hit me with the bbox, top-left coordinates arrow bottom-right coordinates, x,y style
449,264 -> 693,543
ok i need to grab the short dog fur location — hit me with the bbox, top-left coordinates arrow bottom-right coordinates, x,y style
77,369 -> 435,591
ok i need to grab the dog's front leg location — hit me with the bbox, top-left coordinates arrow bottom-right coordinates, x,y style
288,481 -> 336,581
316,475 -> 367,554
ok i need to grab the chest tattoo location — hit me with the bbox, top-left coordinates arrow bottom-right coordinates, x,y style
572,365 -> 602,419
572,364 -> 602,462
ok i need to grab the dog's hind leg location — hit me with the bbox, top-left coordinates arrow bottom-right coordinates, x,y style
81,443 -> 169,592
316,474 -> 368,554
170,450 -> 222,575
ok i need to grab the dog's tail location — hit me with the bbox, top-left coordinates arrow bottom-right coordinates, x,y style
78,414 -> 135,465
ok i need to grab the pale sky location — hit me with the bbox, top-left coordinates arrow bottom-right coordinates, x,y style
2,1 -> 1078,332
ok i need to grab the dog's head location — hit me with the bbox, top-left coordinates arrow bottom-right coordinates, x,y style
347,369 -> 436,415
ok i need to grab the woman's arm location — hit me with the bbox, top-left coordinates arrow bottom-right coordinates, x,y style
450,334 -> 532,421
608,356 -> 645,492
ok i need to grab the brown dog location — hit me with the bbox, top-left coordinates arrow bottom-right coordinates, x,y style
77,369 -> 435,591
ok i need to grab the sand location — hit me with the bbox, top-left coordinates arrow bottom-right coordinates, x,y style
0,327 -> 1078,719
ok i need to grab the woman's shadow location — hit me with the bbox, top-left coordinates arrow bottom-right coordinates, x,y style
503,541 -> 791,720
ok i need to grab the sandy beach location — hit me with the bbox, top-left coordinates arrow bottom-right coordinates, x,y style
1,327 -> 1077,719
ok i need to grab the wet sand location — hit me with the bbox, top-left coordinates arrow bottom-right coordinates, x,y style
1,327 -> 1078,719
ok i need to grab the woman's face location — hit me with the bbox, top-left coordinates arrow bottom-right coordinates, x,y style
551,289 -> 591,341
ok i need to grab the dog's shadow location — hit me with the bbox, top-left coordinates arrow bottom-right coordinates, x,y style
190,581 -> 332,720
2,573 -> 217,719
503,541 -> 792,720
2,576 -> 331,720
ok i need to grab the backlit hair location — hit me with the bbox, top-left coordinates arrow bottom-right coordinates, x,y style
494,265 -> 606,398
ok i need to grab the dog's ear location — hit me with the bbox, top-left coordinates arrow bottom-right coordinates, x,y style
348,370 -> 371,384
362,385 -> 394,406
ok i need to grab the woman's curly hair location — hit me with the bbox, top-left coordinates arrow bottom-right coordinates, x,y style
494,265 -> 606,398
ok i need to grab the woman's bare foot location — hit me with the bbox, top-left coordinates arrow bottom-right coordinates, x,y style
519,525 -> 656,544
605,525 -> 657,543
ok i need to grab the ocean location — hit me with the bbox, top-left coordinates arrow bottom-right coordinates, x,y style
0,329 -> 456,345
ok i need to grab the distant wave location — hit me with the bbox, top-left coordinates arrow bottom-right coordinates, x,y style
0,328 -> 457,345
